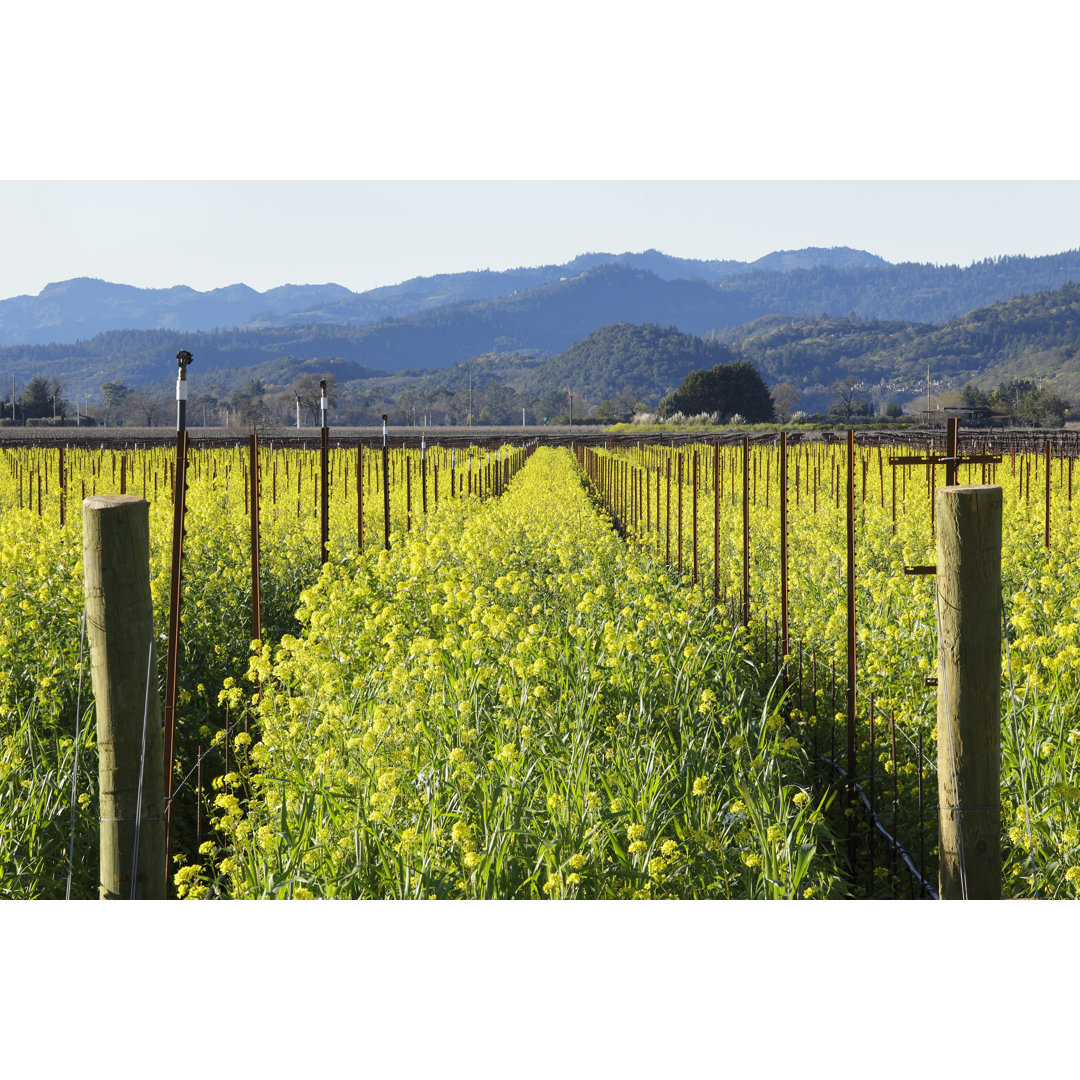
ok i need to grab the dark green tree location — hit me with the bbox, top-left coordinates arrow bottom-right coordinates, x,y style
1013,386 -> 1070,427
961,383 -> 989,408
658,361 -> 774,422
18,376 -> 54,420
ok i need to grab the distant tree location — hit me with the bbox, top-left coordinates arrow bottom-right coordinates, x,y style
479,382 -> 522,425
658,361 -> 774,422
48,377 -> 68,420
829,376 -> 872,423
611,384 -> 645,419
1014,386 -> 1070,427
771,381 -> 802,422
280,373 -> 339,425
537,389 -> 569,424
961,383 -> 989,409
231,378 -> 270,430
18,376 -> 54,420
101,381 -> 130,426
190,391 -> 220,427
591,400 -> 616,421
988,379 -> 1070,426
396,385 -> 424,426
883,401 -> 904,419
126,389 -> 166,427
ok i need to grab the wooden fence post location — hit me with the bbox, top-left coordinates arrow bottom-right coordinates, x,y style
82,495 -> 165,900
936,484 -> 1002,900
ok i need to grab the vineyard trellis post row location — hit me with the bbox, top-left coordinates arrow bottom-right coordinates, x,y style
82,494 -> 165,899
936,483 -> 1002,900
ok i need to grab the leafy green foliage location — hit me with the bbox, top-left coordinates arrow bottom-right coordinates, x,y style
657,359 -> 774,422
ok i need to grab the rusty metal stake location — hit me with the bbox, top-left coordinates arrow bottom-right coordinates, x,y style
742,436 -> 750,627
692,451 -> 698,585
249,434 -> 262,645
846,430 -> 857,848
780,432 -> 789,664
357,444 -> 364,551
1046,438 -> 1052,548
382,417 -> 391,549
319,426 -> 329,565
713,442 -> 720,608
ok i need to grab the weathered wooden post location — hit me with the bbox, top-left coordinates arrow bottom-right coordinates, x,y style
82,495 -> 165,899
936,484 -> 1002,900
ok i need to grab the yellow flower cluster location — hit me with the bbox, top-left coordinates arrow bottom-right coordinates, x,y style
192,446 -> 840,899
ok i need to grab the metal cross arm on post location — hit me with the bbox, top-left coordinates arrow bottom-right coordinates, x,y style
889,453 -> 1002,471
889,417 -> 1002,486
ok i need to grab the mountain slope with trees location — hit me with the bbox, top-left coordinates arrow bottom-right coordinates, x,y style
521,322 -> 743,405
730,281 -> 1080,407
4,252 -> 1080,424
8,254 -> 1080,402
0,248 -> 886,346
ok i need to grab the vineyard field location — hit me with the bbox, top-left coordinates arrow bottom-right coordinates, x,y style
2,430 -> 1079,899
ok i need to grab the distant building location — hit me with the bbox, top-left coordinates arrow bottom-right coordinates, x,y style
940,406 -> 1006,427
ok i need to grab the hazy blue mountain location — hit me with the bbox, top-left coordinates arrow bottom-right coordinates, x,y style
0,248 -> 884,346
0,278 -> 354,346
240,247 -> 887,329
5,248 -> 1080,408
749,247 -> 890,272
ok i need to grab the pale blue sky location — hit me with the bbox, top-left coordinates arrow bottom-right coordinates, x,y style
3,3 -> 1079,302
3,179 -> 1080,301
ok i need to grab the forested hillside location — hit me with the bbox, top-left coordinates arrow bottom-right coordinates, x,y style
734,282 -> 1080,401
3,252 -> 1080,421
523,323 -> 740,404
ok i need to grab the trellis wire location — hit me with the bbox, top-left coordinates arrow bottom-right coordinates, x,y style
1001,592 -> 1039,897
65,609 -> 87,901
129,635 -> 156,900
